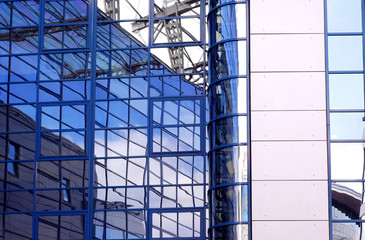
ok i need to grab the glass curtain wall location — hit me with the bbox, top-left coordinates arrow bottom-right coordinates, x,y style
207,0 -> 249,239
0,0 -> 208,239
326,0 -> 365,239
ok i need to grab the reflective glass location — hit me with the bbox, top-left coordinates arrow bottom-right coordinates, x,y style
332,222 -> 363,240
209,78 -> 247,120
12,1 -> 40,27
332,182 -> 365,220
329,74 -> 364,110
35,189 -> 87,211
210,0 -> 241,8
211,224 -> 248,240
331,143 -> 365,180
94,210 -> 146,239
0,133 -> 36,160
0,2 -> 11,27
38,215 -> 85,240
209,116 -> 247,148
151,45 -> 204,75
10,55 -> 38,82
94,187 -> 147,209
0,213 -> 33,239
9,83 -> 37,103
149,186 -> 204,208
36,160 -> 88,188
209,145 -> 247,186
209,3 -> 246,44
327,0 -> 362,33
328,36 -> 363,71
11,28 -> 39,54
330,112 -> 365,140
152,211 -> 201,239
210,40 -> 246,81
0,190 -> 34,212
153,17 -> 201,44
0,161 -> 34,190
211,185 -> 248,225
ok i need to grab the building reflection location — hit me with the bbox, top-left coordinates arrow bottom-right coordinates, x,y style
0,0 -> 207,239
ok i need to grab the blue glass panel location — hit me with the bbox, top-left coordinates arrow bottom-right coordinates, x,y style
65,0 -> 88,22
209,78 -> 247,120
209,145 -> 247,186
209,3 -> 246,44
0,57 -> 8,83
330,112 -> 365,140
10,55 -> 38,82
0,214 -> 33,238
327,0 -> 362,33
210,40 -> 246,81
38,215 -> 85,239
63,25 -> 87,49
39,54 -> 62,81
331,182 -> 363,220
94,210 -> 146,239
211,185 -> 248,225
8,104 -> 36,131
0,2 -> 11,27
37,160 -> 88,188
209,116 -> 247,149
0,161 -> 34,189
210,0 -> 240,9
12,1 -> 40,27
0,133 -> 36,160
0,31 -> 10,55
11,28 -> 39,54
329,74 -> 364,110
211,224 -> 248,240
97,23 -> 110,49
328,36 -> 363,71
9,83 -> 37,103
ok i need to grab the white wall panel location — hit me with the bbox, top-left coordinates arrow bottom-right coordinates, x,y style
252,141 -> 328,180
252,181 -> 328,220
251,111 -> 327,141
251,72 -> 326,111
252,221 -> 329,240
251,34 -> 325,72
251,0 -> 324,34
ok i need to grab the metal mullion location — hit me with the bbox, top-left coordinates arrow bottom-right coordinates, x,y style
88,0 -> 97,239
33,0 -> 44,237
328,32 -> 363,36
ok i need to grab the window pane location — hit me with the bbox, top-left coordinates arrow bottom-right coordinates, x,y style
328,36 -> 363,71
327,0 -> 362,33
329,74 -> 364,110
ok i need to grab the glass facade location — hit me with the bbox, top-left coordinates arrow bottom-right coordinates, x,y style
207,0 -> 249,239
326,0 -> 365,239
0,0 -> 208,239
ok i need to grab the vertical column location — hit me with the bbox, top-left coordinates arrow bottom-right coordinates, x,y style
207,1 -> 249,239
250,1 -> 329,240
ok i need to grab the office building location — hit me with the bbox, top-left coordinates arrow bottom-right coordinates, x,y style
0,0 -> 364,240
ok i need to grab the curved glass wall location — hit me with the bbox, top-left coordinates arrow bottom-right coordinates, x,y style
207,1 -> 249,239
326,0 -> 365,239
0,0 -> 208,239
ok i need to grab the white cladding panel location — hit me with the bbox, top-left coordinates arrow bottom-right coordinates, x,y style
252,181 -> 328,220
251,34 -> 325,72
251,72 -> 326,111
251,141 -> 328,180
252,221 -> 329,240
251,0 -> 324,34
251,111 -> 327,141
